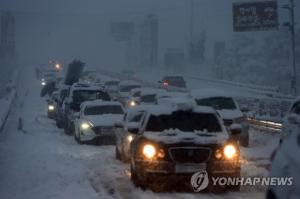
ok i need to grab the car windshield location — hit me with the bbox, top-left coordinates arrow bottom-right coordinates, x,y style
140,94 -> 156,103
196,97 -> 236,110
145,111 -> 222,132
73,90 -> 111,103
120,85 -> 140,92
127,111 -> 144,122
84,105 -> 123,115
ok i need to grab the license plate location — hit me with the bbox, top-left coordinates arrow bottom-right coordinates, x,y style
175,163 -> 206,173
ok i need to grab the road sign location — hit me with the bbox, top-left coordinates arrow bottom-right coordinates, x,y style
233,1 -> 278,32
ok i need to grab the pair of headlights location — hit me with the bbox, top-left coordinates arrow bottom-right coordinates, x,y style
141,144 -> 238,160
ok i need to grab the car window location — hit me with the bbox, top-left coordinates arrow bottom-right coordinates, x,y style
196,97 -> 236,110
140,94 -> 157,103
84,105 -> 124,115
145,111 -> 222,132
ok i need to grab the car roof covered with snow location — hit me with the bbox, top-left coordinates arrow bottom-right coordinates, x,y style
81,100 -> 123,109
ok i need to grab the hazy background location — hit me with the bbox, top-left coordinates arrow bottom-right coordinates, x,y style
0,0 -> 297,65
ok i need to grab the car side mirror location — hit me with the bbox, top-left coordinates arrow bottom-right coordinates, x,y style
230,124 -> 242,135
288,114 -> 300,125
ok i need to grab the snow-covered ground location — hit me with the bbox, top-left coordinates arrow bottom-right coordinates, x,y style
0,67 -> 280,199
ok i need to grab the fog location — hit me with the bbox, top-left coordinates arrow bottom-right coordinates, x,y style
0,0 -> 299,89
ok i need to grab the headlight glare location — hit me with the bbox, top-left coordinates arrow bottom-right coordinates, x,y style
48,105 -> 55,111
81,122 -> 92,130
142,144 -> 156,159
224,144 -> 237,159
129,100 -> 136,107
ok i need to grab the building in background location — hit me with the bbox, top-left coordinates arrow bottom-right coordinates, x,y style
139,14 -> 158,67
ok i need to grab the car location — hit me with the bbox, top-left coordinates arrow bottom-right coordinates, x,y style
126,88 -> 142,107
192,89 -> 249,147
64,83 -> 111,134
47,91 -> 59,119
281,97 -> 300,142
159,76 -> 187,89
267,113 -> 300,199
129,102 -> 241,191
118,81 -> 141,104
115,105 -> 157,162
127,88 -> 166,107
104,79 -> 120,97
74,100 -> 124,144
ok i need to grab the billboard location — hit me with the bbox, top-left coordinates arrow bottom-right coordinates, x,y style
233,1 -> 278,32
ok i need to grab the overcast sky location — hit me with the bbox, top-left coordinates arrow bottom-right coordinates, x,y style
0,0 -> 299,68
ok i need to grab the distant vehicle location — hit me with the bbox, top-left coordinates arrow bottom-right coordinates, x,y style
118,81 -> 141,103
115,105 -> 152,162
104,80 -> 120,92
192,89 -> 249,147
267,114 -> 300,199
74,100 -> 124,144
41,72 -> 56,86
126,88 -> 142,107
127,88 -> 166,107
47,91 -> 59,119
64,83 -> 111,134
159,76 -> 187,89
129,103 -> 241,191
281,98 -> 300,141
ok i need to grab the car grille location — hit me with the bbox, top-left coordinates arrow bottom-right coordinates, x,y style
223,119 -> 233,126
92,126 -> 114,135
169,147 -> 212,163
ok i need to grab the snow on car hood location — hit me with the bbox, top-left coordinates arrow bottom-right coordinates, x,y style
217,109 -> 243,120
82,114 -> 123,127
143,129 -> 228,145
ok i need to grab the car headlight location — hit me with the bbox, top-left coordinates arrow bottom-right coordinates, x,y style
81,122 -> 93,130
41,82 -> 46,86
48,105 -> 55,111
127,135 -> 134,143
129,100 -> 136,107
143,144 -> 156,159
223,144 -> 237,159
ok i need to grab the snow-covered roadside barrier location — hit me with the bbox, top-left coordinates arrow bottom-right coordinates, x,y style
0,71 -> 18,132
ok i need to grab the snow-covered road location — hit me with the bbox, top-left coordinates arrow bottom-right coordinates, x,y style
0,68 -> 279,199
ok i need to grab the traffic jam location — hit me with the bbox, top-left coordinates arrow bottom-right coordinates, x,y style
37,60 -> 298,198
1,0 -> 299,198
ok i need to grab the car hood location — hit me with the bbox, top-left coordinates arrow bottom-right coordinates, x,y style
217,109 -> 243,120
143,129 -> 228,145
82,114 -> 123,127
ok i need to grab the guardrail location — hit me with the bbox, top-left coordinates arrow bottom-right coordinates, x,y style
247,117 -> 282,133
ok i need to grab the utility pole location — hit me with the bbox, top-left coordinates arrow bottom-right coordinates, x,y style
283,0 -> 297,95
